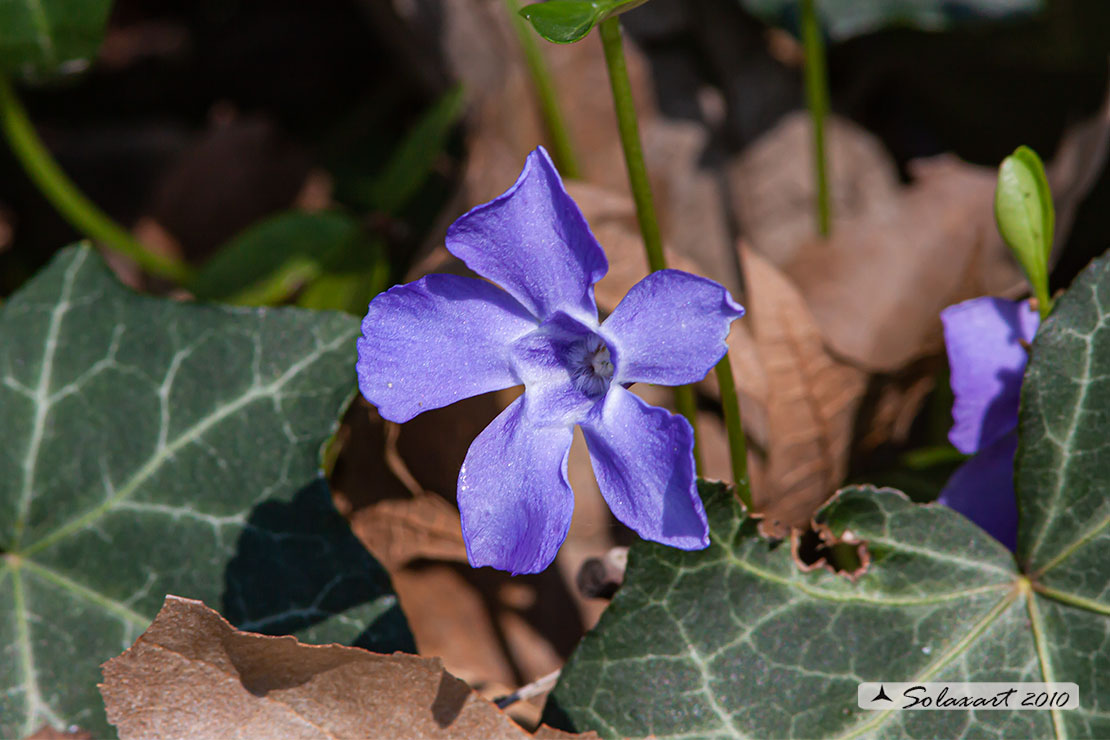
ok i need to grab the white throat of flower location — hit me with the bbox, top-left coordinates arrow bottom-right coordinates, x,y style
568,334 -> 614,398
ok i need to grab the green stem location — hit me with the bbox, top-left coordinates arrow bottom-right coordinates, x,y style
0,74 -> 192,283
599,18 -> 666,273
713,356 -> 751,509
1034,284 -> 1054,323
800,0 -> 831,238
601,16 -> 735,478
505,0 -> 582,178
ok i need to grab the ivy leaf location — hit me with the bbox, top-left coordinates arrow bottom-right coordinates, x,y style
738,0 -> 1041,41
1016,252 -> 1110,732
0,0 -> 113,79
520,0 -> 650,44
0,246 -> 411,738
547,251 -> 1110,738
547,484 -> 1048,737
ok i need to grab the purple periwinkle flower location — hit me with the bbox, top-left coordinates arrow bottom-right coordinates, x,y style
356,148 -> 744,574
938,296 -> 1040,550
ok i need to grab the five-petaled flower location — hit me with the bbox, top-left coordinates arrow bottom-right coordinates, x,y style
938,296 -> 1039,551
357,147 -> 744,574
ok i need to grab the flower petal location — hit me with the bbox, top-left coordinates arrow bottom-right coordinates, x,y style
580,386 -> 709,550
446,147 -> 608,323
457,396 -> 575,574
602,269 -> 743,386
937,431 -> 1018,551
357,274 -> 536,423
943,297 -> 1039,454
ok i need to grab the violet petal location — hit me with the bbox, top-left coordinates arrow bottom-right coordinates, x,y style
943,297 -> 1039,454
937,431 -> 1019,551
446,147 -> 608,324
581,386 -> 709,550
357,274 -> 536,423
602,269 -> 744,386
457,396 -> 575,574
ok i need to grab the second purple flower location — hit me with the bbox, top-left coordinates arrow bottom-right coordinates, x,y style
938,296 -> 1040,550
357,147 -> 744,574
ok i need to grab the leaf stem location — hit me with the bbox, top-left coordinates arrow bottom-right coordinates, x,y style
598,18 -> 665,273
600,17 -> 748,479
505,0 -> 582,178
1034,285 -> 1054,323
0,73 -> 192,283
714,356 -> 751,509
800,0 -> 831,238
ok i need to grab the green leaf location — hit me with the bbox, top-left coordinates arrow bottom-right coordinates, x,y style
738,0 -> 1041,41
546,255 -> 1110,738
520,0 -> 649,44
0,0 -> 113,80
996,146 -> 1054,314
191,211 -> 362,306
368,84 -> 466,215
550,478 -> 1109,736
1017,254 -> 1110,611
0,246 -> 412,738
521,1 -> 602,44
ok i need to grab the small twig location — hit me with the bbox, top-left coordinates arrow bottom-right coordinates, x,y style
495,669 -> 562,709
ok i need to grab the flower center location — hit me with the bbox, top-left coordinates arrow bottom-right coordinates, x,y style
567,334 -> 614,398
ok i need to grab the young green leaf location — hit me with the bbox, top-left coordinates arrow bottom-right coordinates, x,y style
995,145 -> 1054,316
0,0 -> 113,79
520,1 -> 602,44
0,247 -> 412,738
519,0 -> 650,44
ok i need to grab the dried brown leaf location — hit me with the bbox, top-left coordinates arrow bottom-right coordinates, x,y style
332,400 -> 588,708
730,112 -> 900,267
357,493 -> 469,571
100,596 -> 584,739
736,107 -> 1110,373
741,247 -> 868,533
23,727 -> 92,740
783,152 -> 1024,371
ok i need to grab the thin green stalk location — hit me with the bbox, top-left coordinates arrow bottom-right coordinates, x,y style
505,0 -> 582,178
599,18 -> 666,273
714,356 -> 751,509
601,16 -> 727,477
1034,285 -> 1054,323
800,0 -> 831,238
0,74 -> 192,283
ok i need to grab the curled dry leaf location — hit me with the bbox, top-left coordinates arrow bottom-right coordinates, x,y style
99,596 -> 592,740
738,247 -> 868,534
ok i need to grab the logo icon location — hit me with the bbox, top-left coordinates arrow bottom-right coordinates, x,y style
871,685 -> 893,703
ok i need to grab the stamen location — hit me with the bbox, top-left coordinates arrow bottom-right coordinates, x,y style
568,334 -> 614,397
